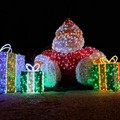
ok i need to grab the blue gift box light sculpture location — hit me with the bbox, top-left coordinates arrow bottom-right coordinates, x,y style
0,44 -> 26,93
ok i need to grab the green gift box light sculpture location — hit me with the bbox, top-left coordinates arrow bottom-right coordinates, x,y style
20,63 -> 44,93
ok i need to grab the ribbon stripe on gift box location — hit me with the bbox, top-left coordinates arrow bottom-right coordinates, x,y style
91,55 -> 119,91
20,63 -> 44,93
0,44 -> 26,93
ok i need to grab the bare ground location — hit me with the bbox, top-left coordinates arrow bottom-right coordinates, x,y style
1,90 -> 120,120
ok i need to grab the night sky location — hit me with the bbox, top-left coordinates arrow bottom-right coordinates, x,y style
0,1 -> 120,64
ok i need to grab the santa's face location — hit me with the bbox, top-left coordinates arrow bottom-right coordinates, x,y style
52,34 -> 84,53
52,20 -> 85,53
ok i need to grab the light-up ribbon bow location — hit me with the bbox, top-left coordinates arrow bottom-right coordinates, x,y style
100,55 -> 118,64
0,44 -> 12,53
26,63 -> 40,71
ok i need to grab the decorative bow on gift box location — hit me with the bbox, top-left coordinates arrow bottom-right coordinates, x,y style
26,63 -> 40,71
20,63 -> 44,94
98,55 -> 118,64
0,44 -> 12,53
91,55 -> 119,91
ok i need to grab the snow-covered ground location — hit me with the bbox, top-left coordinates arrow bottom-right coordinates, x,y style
0,90 -> 120,120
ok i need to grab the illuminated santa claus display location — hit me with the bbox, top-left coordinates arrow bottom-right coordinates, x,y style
34,18 -> 105,88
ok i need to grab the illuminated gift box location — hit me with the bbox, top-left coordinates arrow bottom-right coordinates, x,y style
90,55 -> 119,91
20,63 -> 44,93
0,44 -> 26,93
